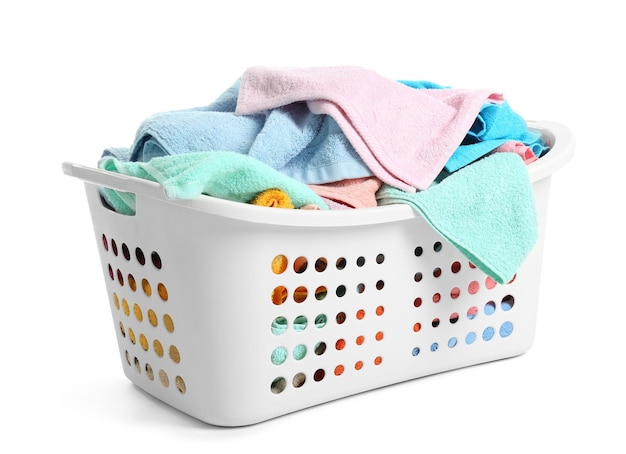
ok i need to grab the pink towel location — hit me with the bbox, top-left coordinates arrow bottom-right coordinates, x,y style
308,177 -> 382,209
236,66 -> 503,191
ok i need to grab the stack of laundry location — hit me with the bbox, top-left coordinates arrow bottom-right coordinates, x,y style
98,66 -> 549,284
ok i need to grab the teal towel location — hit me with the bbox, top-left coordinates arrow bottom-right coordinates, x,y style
98,151 -> 329,215
376,152 -> 537,284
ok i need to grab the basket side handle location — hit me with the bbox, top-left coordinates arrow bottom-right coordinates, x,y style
62,161 -> 168,200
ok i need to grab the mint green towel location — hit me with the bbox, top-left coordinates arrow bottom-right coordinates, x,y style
98,151 -> 329,215
376,152 -> 537,284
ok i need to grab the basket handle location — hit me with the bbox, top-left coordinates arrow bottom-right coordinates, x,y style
61,161 -> 168,200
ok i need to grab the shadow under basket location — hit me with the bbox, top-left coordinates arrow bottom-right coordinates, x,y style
62,120 -> 574,427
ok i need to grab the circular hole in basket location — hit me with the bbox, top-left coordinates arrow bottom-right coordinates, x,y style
175,376 -> 186,394
414,297 -> 422,308
376,306 -> 384,316
375,331 -> 384,341
485,276 -> 497,290
293,315 -> 307,332
354,360 -> 364,371
128,274 -> 137,292
271,377 -> 287,394
119,321 -> 126,337
334,365 -> 345,376
315,257 -> 328,272
145,363 -> 154,380
500,321 -> 514,337
448,337 -> 458,348
433,241 -> 442,252
271,317 -> 288,336
501,295 -> 515,311
169,345 -> 180,363
433,267 -> 442,278
122,243 -> 130,261
122,298 -> 130,316
430,343 -> 439,352
151,251 -> 162,270
314,342 -> 327,355
133,303 -> 143,322
484,301 -> 496,316
336,285 -> 346,297
116,269 -> 124,286
413,322 -> 421,332
465,332 -> 477,345
112,239 -> 118,256
139,334 -> 149,351
163,314 -> 175,333
355,335 -> 364,346
432,293 -> 441,303
335,338 -> 346,350
482,326 -> 495,341
451,261 -> 461,273
376,253 -> 385,264
374,356 -> 383,366
128,328 -> 136,345
293,286 -> 308,303
293,256 -> 308,273
272,286 -> 288,305
135,247 -> 145,265
414,272 -> 423,282
467,306 -> 478,320
314,369 -> 325,382
113,293 -> 120,310
431,318 -> 440,328
142,279 -> 152,297
134,357 -> 141,373
153,339 -> 164,357
292,372 -> 306,388
336,257 -> 347,270
356,309 -> 365,320
157,283 -> 168,301
314,314 -> 327,328
335,312 -> 346,325
414,246 -> 423,257
449,312 -> 459,324
356,283 -> 365,294
271,255 -> 288,274
450,287 -> 460,299
293,344 -> 307,360
148,309 -> 158,327
468,280 -> 480,295
412,347 -> 420,357
376,280 -> 385,290
102,234 -> 108,251
159,369 -> 169,387
315,286 -> 327,300
356,256 -> 366,267
108,264 -> 114,280
271,347 -> 287,365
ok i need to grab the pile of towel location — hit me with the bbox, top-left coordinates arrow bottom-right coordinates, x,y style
99,66 -> 549,284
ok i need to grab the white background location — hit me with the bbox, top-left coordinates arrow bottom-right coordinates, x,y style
2,1 -> 624,452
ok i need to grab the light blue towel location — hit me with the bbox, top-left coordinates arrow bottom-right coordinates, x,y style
376,152 -> 537,284
102,79 -> 372,185
98,151 -> 330,215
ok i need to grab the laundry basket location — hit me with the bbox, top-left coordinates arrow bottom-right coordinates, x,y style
62,120 -> 574,427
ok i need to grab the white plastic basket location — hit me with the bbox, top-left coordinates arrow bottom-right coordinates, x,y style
62,120 -> 574,426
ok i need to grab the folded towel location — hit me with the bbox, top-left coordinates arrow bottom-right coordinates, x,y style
236,66 -> 503,191
376,152 -> 537,284
101,79 -> 373,185
98,151 -> 329,215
